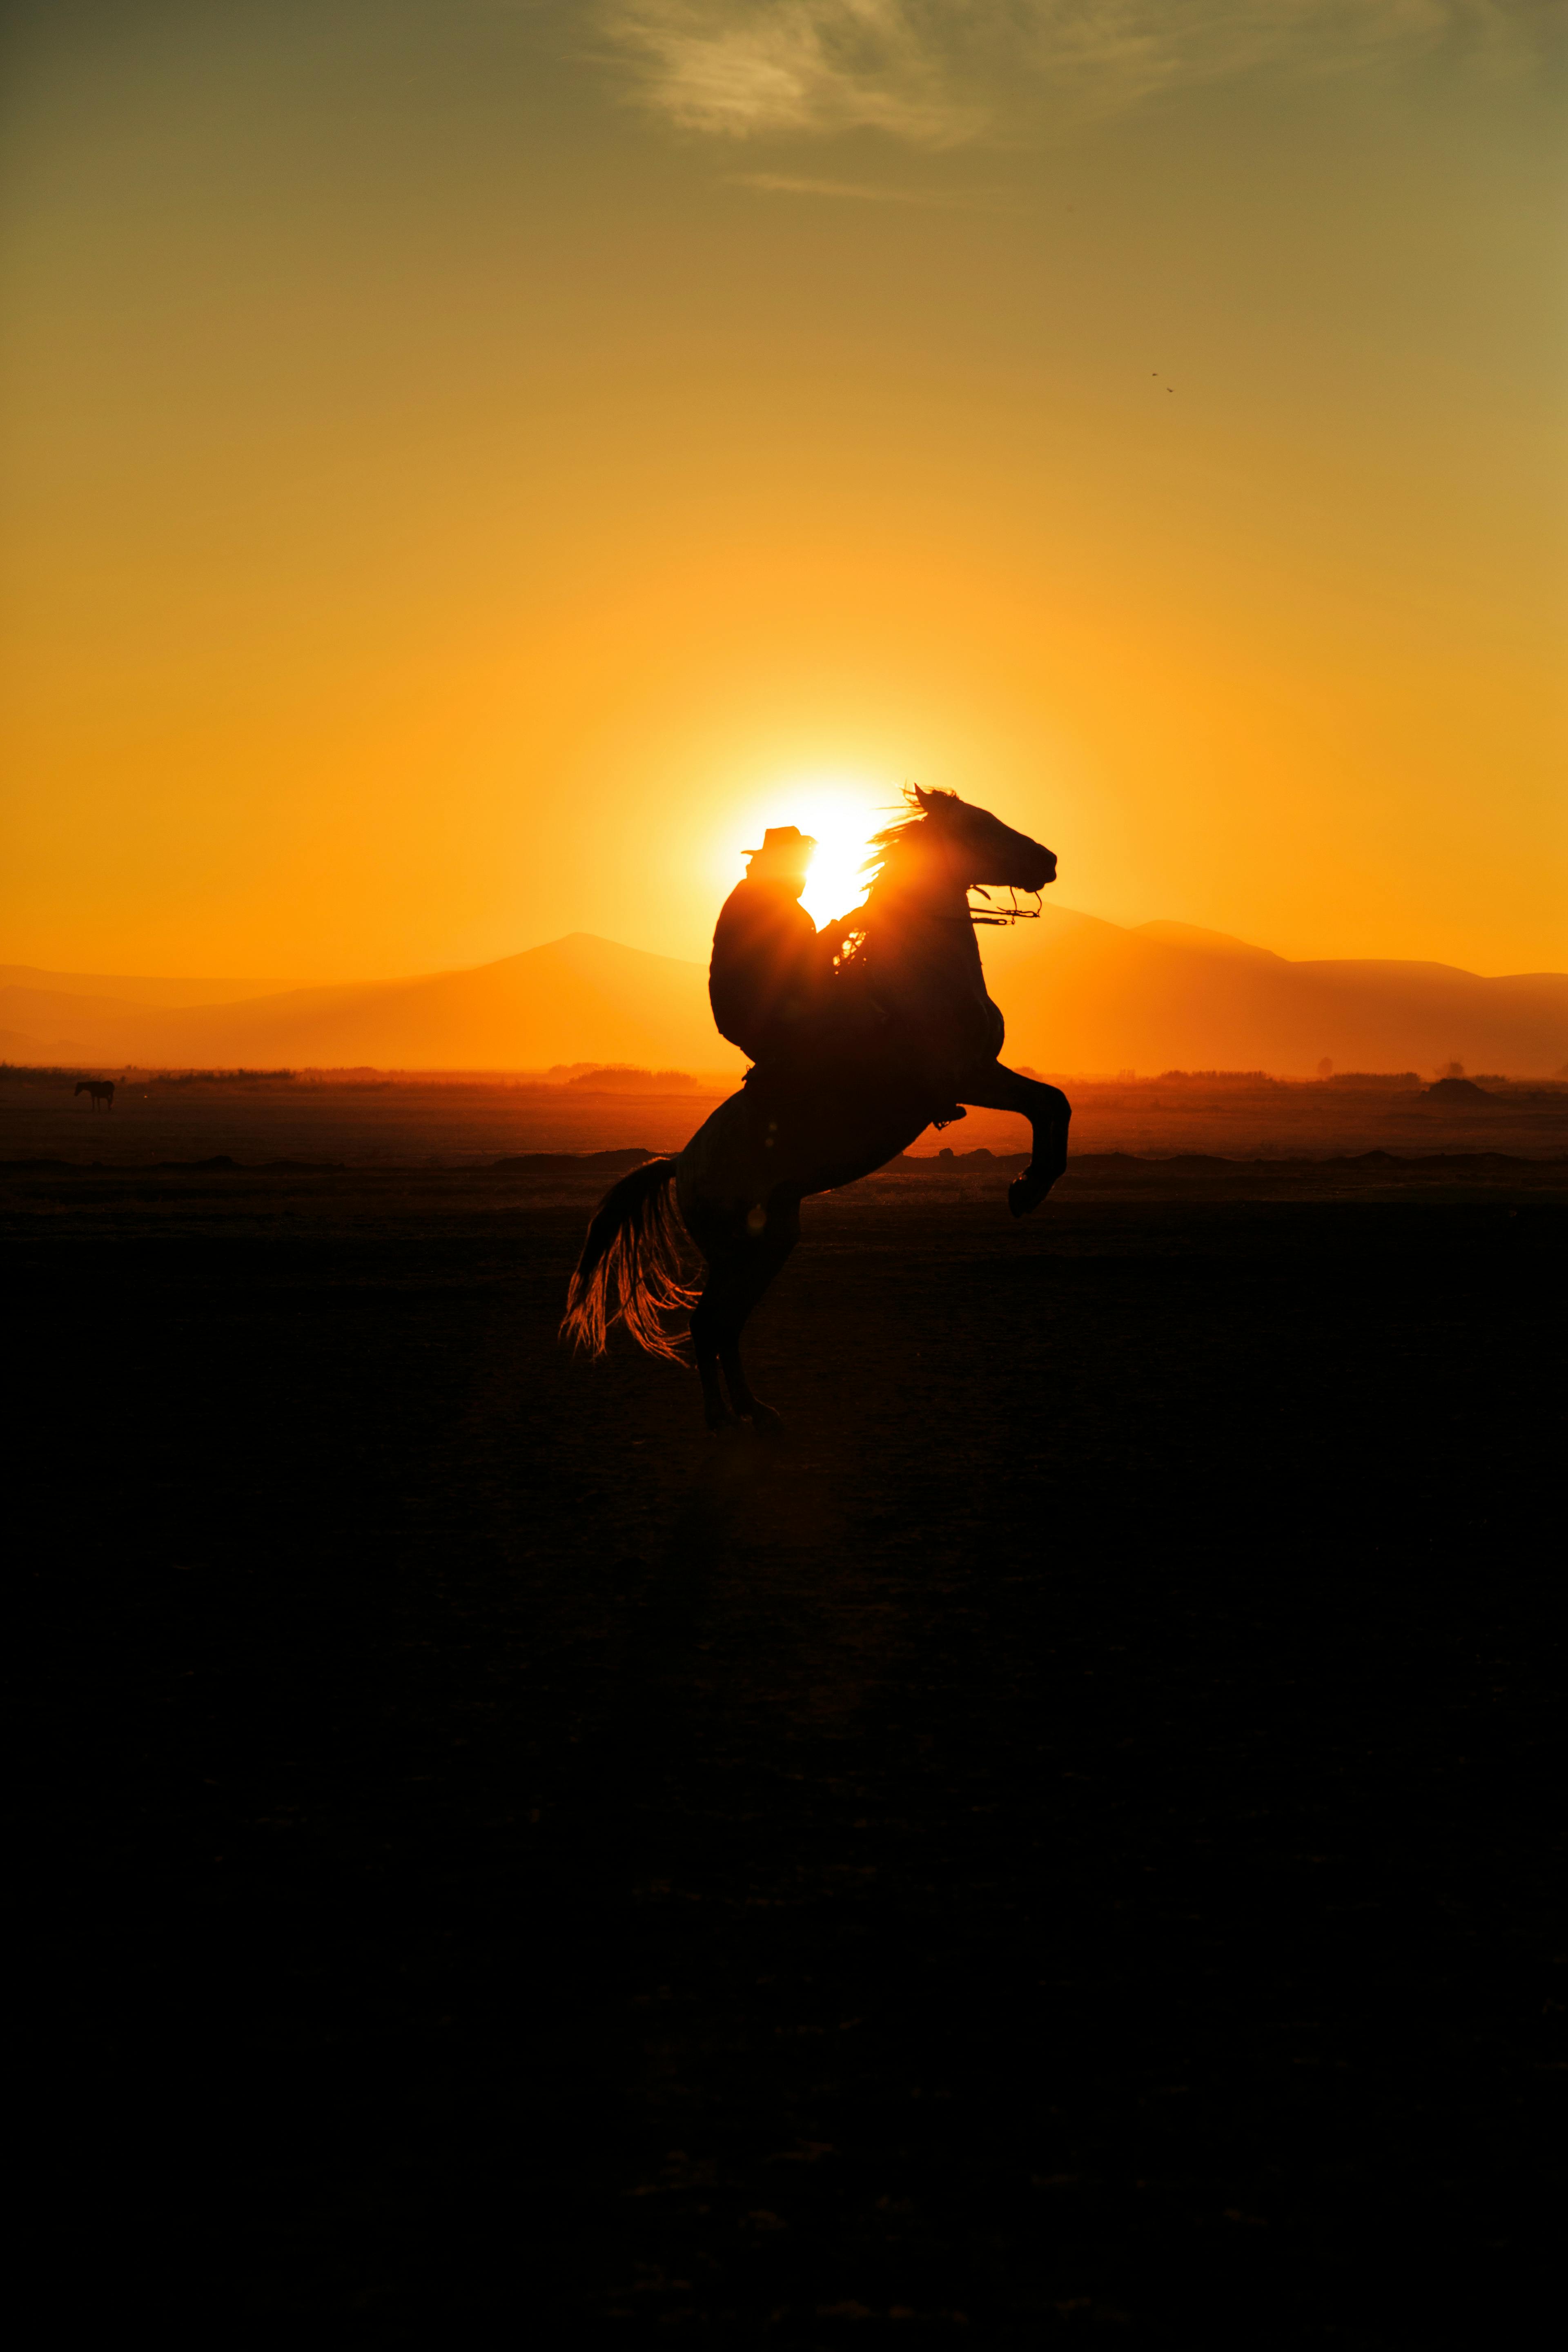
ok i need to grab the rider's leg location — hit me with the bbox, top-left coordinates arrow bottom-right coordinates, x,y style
957,1062 -> 1071,1215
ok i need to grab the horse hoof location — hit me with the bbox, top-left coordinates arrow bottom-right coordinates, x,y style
1009,1173 -> 1054,1218
747,1401 -> 785,1439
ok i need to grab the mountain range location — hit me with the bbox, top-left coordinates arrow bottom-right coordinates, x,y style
3,912 -> 1565,1077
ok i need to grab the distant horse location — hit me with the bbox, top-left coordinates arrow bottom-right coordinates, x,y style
75,1080 -> 115,1111
563,787 -> 1070,1430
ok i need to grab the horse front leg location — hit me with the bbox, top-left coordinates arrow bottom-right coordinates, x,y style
958,1062 -> 1071,1216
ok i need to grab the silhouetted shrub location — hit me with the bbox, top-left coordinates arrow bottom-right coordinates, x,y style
566,1066 -> 698,1093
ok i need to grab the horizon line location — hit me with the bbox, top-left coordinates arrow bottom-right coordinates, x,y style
6,916 -> 1567,994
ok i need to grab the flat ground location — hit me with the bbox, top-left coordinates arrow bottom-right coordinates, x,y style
6,1065 -> 1567,1166
10,1120 -> 1565,2337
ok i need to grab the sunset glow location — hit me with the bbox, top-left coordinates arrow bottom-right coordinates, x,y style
0,4 -> 1562,989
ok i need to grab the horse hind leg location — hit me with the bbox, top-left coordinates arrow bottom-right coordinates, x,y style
691,1212 -> 797,1436
720,1331 -> 781,1437
723,1211 -> 800,1434
691,1267 -> 742,1432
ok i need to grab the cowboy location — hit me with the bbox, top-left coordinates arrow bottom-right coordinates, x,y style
708,827 -> 838,1067
710,823 -> 966,1131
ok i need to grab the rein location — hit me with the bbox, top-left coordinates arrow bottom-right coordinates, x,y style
841,883 -> 1042,952
958,888 -> 1044,928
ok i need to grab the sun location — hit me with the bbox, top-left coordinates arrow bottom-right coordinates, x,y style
800,826 -> 874,931
734,777 -> 887,933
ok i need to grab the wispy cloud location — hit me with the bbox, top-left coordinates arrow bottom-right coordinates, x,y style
603,1 -> 983,145
601,2 -> 1533,145
731,169 -> 999,204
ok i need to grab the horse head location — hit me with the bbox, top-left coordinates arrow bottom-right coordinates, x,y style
876,786 -> 1056,897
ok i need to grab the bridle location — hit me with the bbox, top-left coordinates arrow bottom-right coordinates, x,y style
861,816 -> 1049,929
963,886 -> 1044,928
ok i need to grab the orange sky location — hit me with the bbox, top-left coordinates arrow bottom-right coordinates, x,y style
2,1 -> 1564,982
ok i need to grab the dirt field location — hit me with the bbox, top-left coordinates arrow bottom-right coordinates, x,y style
11,1137 -> 1565,2336
7,1066 -> 1567,1168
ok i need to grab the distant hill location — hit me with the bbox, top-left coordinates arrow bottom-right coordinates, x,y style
0,935 -> 740,1074
2,918 -> 1564,1076
980,908 -> 1568,1077
0,964 -> 296,1009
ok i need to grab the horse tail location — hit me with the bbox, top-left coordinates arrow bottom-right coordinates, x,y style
560,1156 -> 699,1363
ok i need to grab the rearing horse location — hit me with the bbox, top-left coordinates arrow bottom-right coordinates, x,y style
563,787 -> 1070,1430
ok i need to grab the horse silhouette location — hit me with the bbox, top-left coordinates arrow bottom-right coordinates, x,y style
564,787 -> 1070,1431
75,1080 -> 115,1111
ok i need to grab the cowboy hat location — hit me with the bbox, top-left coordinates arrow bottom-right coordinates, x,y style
744,825 -> 817,860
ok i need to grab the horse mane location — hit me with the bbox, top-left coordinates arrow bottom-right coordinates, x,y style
861,784 -> 959,879
826,787 -> 960,970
